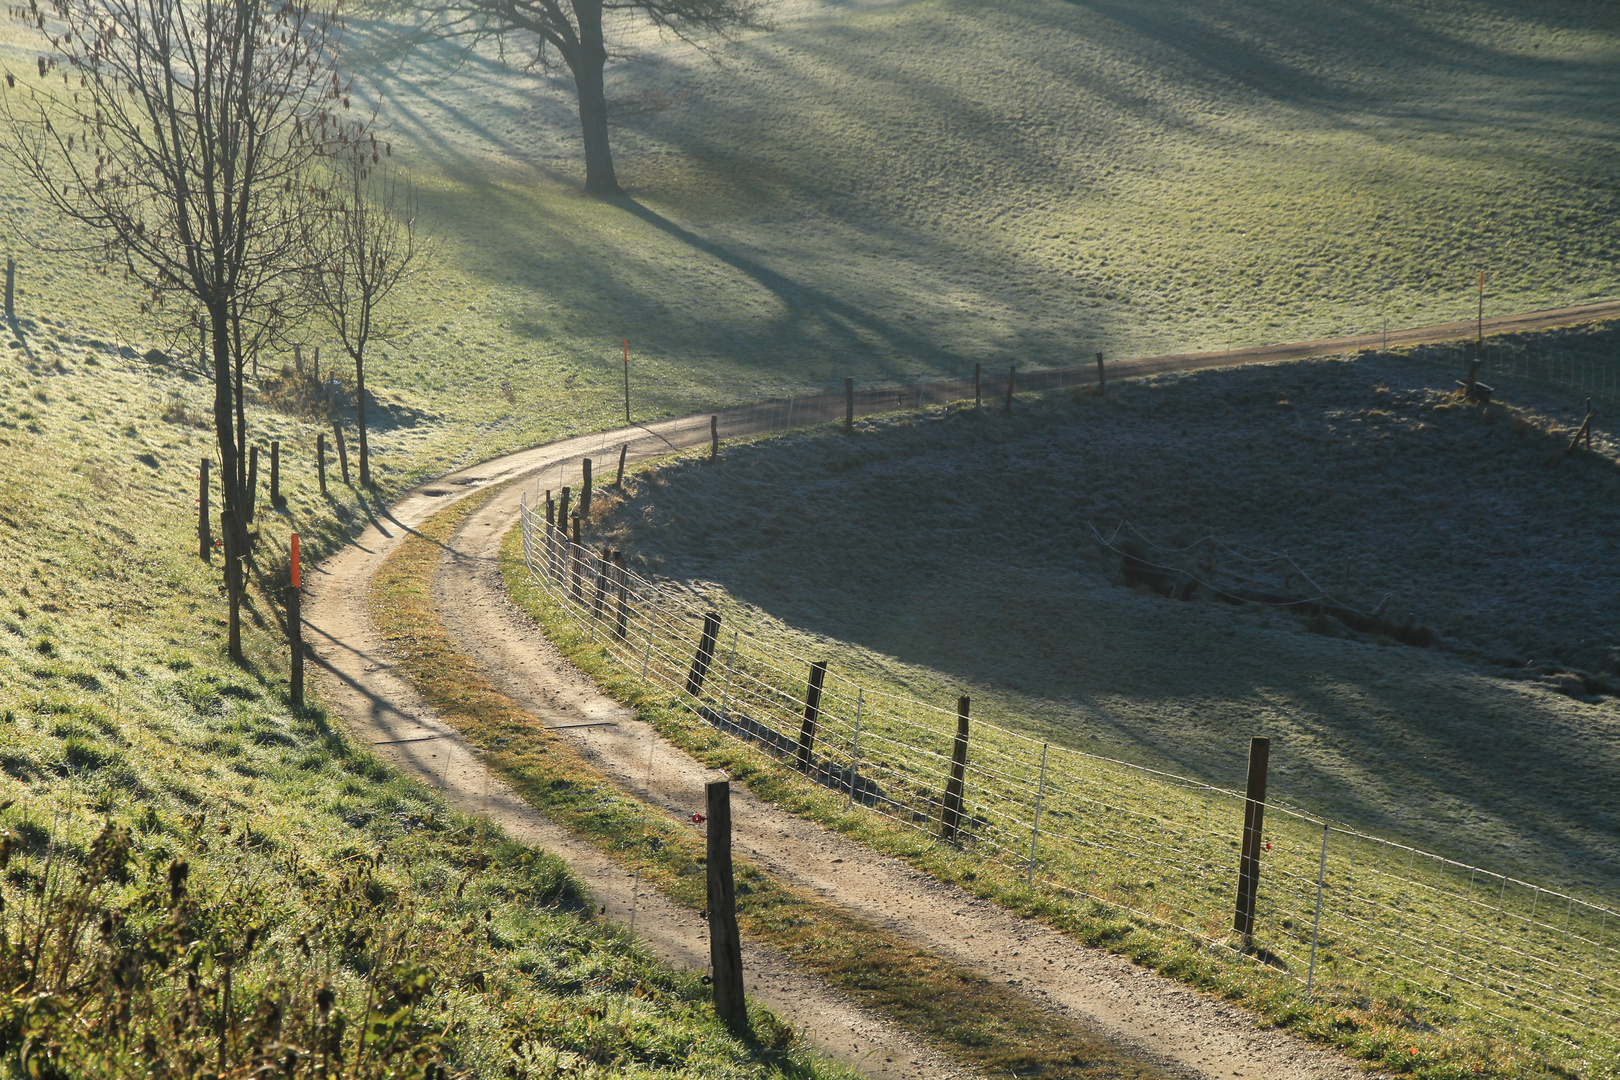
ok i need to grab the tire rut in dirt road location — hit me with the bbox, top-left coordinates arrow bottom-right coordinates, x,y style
434,472 -> 1373,1080
304,454 -> 983,1080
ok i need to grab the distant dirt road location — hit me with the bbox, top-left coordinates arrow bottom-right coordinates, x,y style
300,301 -> 1605,1079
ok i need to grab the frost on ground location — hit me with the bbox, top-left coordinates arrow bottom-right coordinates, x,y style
588,336 -> 1620,897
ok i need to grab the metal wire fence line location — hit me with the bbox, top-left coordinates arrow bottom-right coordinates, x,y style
517,499 -> 1619,1077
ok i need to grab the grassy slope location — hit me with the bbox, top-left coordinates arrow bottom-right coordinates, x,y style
0,325 -> 850,1077
355,0 -> 1620,414
582,332 -> 1620,901
0,0 -> 1618,1072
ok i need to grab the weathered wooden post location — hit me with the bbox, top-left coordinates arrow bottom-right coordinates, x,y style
612,552 -> 631,640
797,661 -> 828,774
706,778 -> 748,1031
592,546 -> 611,620
710,416 -> 719,463
973,362 -> 982,408
333,424 -> 350,485
845,377 -> 855,433
316,434 -> 327,496
245,445 -> 259,523
555,488 -> 570,582
198,458 -> 212,560
1004,364 -> 1016,412
685,611 -> 721,697
1233,735 -> 1271,945
581,458 -> 593,518
270,441 -> 284,508
615,444 -> 628,488
569,513 -> 584,602
287,533 -> 303,707
940,696 -> 970,843
1096,351 -> 1106,395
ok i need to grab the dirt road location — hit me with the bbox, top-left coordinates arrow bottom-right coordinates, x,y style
300,304 -> 1607,1078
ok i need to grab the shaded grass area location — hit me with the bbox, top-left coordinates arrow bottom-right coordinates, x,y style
581,328 -> 1620,902
373,491 -> 1176,1080
497,509 -> 1605,1080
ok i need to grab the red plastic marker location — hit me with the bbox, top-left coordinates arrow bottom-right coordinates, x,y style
290,533 -> 301,589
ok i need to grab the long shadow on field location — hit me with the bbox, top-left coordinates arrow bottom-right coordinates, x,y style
610,195 -> 976,370
603,352 -> 1620,892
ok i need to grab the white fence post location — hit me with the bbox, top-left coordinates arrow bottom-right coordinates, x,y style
847,689 -> 863,810
1306,822 -> 1329,997
1027,743 -> 1048,886
640,595 -> 660,681
720,629 -> 738,720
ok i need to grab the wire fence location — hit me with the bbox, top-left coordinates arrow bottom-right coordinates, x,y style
518,499 -> 1620,1077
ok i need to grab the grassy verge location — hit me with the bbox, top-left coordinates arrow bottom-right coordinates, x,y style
0,321 -> 848,1078
372,490 -> 1178,1080
501,441 -> 1612,1080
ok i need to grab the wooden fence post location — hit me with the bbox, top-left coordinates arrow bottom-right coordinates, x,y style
612,552 -> 631,640
845,377 -> 854,433
940,696 -> 970,843
706,779 -> 748,1031
1004,364 -> 1016,412
316,434 -> 327,496
270,441 -> 284,508
797,661 -> 828,774
245,445 -> 259,523
616,444 -> 628,488
198,458 -> 212,560
974,362 -> 981,408
710,416 -> 719,463
1234,735 -> 1271,944
1096,351 -> 1106,396
592,546 -> 611,620
685,611 -> 721,697
554,488 -> 570,581
569,513 -> 583,602
581,458 -> 593,518
333,424 -> 350,485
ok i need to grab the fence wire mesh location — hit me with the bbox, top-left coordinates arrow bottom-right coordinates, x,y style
519,501 -> 1619,1077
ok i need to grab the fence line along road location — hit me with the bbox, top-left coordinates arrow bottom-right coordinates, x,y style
517,493 -> 1619,1080
493,300 -> 1617,1076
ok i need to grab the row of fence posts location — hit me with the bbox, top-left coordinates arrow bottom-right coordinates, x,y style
543,542 -> 1304,957
195,423 -> 360,556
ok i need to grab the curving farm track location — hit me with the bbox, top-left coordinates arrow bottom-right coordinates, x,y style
303,303 -> 1614,1078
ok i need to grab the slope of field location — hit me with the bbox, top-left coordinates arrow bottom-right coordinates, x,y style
585,330 -> 1620,898
0,327 -> 853,1078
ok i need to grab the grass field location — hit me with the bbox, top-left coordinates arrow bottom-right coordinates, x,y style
0,304 -> 853,1077
581,329 -> 1620,903
2,0 -> 1619,1073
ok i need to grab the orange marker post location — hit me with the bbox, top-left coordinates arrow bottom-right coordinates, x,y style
287,532 -> 304,706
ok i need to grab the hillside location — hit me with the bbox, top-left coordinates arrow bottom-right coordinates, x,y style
585,328 -> 1620,897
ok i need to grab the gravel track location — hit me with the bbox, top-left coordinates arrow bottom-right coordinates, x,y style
295,313 -> 1578,1079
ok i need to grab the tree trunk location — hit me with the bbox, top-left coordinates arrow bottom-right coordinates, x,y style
210,304 -> 246,665
356,357 -> 370,486
572,1 -> 620,195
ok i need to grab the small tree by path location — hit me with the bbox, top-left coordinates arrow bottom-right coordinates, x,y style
0,0 -> 355,661
306,140 -> 423,487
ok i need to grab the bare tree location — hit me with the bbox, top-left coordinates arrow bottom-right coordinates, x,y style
1,0 -> 353,660
306,139 -> 423,487
435,0 -> 767,194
